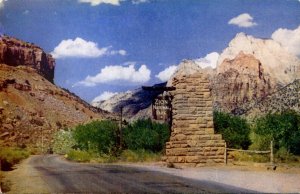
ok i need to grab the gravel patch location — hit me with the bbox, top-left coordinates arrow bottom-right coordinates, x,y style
124,163 -> 300,193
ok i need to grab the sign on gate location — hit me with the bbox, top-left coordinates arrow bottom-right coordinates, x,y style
152,95 -> 172,121
142,86 -> 175,123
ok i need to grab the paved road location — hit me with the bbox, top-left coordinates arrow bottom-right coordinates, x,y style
11,155 -> 254,193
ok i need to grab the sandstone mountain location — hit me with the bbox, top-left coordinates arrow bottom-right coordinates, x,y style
217,33 -> 300,85
213,52 -> 276,113
94,33 -> 300,119
213,33 -> 300,113
0,36 -> 111,149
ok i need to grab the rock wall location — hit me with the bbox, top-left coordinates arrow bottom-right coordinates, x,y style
164,73 -> 225,167
0,35 -> 55,83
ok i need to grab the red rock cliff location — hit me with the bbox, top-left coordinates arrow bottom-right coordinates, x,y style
0,35 -> 55,83
213,52 -> 275,113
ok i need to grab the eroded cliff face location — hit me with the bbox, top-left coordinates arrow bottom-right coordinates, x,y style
0,35 -> 55,83
0,36 -> 111,149
213,52 -> 276,113
239,79 -> 300,119
217,33 -> 300,85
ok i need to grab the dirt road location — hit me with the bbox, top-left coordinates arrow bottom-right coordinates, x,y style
5,155 -> 254,193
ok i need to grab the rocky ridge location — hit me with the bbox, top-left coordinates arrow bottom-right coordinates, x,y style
94,83 -> 166,120
235,79 -> 300,118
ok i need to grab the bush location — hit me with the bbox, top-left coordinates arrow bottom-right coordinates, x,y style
252,110 -> 300,155
249,131 -> 272,151
214,111 -> 251,149
52,129 -> 76,154
123,119 -> 170,152
120,149 -> 161,162
72,120 -> 118,154
230,151 -> 269,163
66,150 -> 92,162
0,146 -> 29,171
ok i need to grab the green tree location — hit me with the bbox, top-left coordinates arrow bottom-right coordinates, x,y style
72,120 -> 118,154
214,111 -> 251,149
123,119 -> 170,152
52,129 -> 76,154
252,110 -> 300,155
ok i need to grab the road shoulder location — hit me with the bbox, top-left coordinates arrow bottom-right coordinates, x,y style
4,155 -> 51,193
121,162 -> 300,193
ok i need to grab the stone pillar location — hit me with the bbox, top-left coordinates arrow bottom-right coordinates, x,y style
164,73 -> 225,167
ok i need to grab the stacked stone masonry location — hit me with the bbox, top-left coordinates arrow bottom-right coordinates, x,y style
165,73 -> 225,167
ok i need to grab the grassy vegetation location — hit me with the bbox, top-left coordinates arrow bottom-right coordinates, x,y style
119,149 -> 162,163
53,119 -> 169,163
0,146 -> 30,171
215,110 -> 300,163
53,111 -> 300,165
0,145 -> 29,192
65,149 -> 162,163
229,151 -> 270,163
66,150 -> 93,162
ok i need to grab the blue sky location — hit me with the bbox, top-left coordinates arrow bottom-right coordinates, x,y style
0,0 -> 299,102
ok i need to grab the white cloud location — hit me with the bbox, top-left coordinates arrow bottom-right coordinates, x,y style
0,0 -> 6,9
194,52 -> 219,69
271,25 -> 300,57
92,91 -> 118,102
78,0 -> 122,6
78,0 -> 149,6
51,37 -> 126,59
110,49 -> 127,56
228,13 -> 257,28
155,52 -> 219,82
132,0 -> 149,4
78,64 -> 151,86
155,65 -> 178,82
23,10 -> 30,15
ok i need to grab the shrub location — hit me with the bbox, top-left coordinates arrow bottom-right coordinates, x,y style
252,110 -> 300,155
120,149 -> 161,162
123,119 -> 170,152
66,150 -> 92,162
72,120 -> 118,154
0,146 -> 29,171
213,111 -> 251,149
230,151 -> 269,163
52,129 -> 76,154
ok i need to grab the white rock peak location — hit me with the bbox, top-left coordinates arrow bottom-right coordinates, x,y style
217,32 -> 300,85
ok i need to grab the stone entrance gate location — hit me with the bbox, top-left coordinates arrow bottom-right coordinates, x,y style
164,73 -> 225,167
